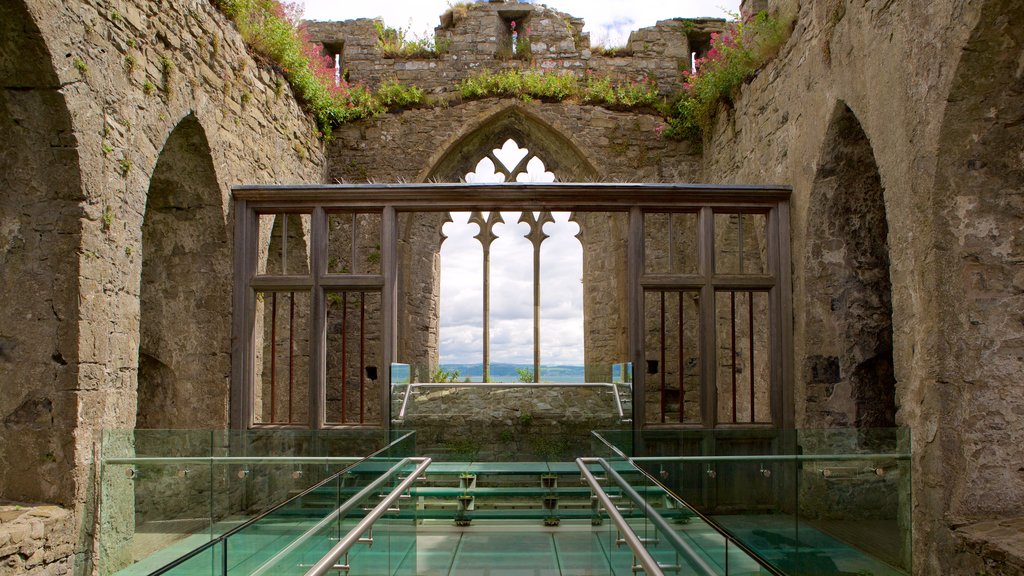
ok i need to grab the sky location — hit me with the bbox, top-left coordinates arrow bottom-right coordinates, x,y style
439,211 -> 583,365
300,1 -> 740,47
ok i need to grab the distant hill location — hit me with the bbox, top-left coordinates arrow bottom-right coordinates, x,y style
438,363 -> 585,383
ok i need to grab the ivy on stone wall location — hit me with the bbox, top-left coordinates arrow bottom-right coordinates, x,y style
663,11 -> 793,144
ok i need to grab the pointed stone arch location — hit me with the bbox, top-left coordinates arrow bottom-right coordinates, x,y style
0,0 -> 84,506
802,102 -> 895,433
931,0 -> 1024,548
137,114 -> 231,429
421,102 -> 601,182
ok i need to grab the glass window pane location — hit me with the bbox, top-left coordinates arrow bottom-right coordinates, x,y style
257,213 -> 312,276
327,212 -> 382,275
325,291 -> 383,425
644,290 -> 701,424
644,212 -> 699,274
253,291 -> 311,425
715,291 -> 771,424
714,212 -> 768,274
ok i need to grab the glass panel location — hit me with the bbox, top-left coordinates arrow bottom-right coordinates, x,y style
327,212 -> 382,275
257,213 -> 312,276
644,290 -> 702,424
325,290 -> 383,426
628,428 -> 911,575
159,544 -> 221,576
714,212 -> 768,274
715,291 -> 771,425
254,291 -> 311,425
644,211 -> 699,274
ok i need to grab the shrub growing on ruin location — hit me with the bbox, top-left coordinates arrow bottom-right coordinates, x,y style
375,21 -> 449,58
459,69 -> 661,111
663,11 -> 791,143
212,0 -> 427,138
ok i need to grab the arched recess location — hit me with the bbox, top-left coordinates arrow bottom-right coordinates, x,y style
932,0 -> 1024,524
803,102 -> 896,432
397,105 -> 608,382
423,103 -> 600,182
137,115 -> 231,429
0,0 -> 84,506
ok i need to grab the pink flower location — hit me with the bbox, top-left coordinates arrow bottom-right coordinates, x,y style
654,124 -> 666,136
510,20 -> 516,30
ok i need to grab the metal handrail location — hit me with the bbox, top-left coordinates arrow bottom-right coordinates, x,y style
105,456 -> 364,465
631,453 -> 910,463
304,457 -> 432,576
582,457 -> 720,576
249,457 -> 424,576
575,458 -> 664,576
144,430 -> 417,576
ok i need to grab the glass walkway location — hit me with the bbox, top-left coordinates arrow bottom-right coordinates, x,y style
97,428 -> 910,576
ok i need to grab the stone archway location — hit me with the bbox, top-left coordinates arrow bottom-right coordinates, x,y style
803,102 -> 895,432
397,104 -> 615,383
137,115 -> 230,429
931,0 -> 1024,551
422,103 -> 601,183
0,0 -> 83,507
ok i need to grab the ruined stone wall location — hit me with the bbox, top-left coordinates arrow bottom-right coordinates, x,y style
0,0 -> 325,573
328,99 -> 700,376
699,0 -> 1024,572
397,385 -> 626,461
305,3 -> 722,98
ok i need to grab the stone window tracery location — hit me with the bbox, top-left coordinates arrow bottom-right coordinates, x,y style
465,138 -> 556,183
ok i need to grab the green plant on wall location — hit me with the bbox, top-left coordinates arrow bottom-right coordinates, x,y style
515,367 -> 534,383
431,366 -> 462,383
662,11 -> 792,143
375,21 -> 448,58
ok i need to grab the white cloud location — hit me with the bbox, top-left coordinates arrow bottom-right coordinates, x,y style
438,211 -> 585,365
300,1 -> 739,46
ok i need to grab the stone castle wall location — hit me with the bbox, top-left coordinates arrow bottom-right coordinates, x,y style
1,0 -> 325,573
1,0 -> 1022,573
305,3 -> 725,98
697,0 -> 1024,572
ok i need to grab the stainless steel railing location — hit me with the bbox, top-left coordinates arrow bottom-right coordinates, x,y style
581,457 -> 719,576
303,457 -> 431,576
576,458 -> 665,576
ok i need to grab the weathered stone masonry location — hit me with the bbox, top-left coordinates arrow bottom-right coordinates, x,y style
2,0 -> 1023,574
1,0 -> 324,573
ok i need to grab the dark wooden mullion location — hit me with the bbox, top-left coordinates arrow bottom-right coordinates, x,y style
381,206 -> 398,428
230,199 -> 253,430
628,207 -> 644,446
309,207 -> 327,429
698,207 -> 716,429
769,205 -> 793,429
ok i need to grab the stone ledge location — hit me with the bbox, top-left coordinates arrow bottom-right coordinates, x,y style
0,502 -> 73,576
955,517 -> 1024,576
